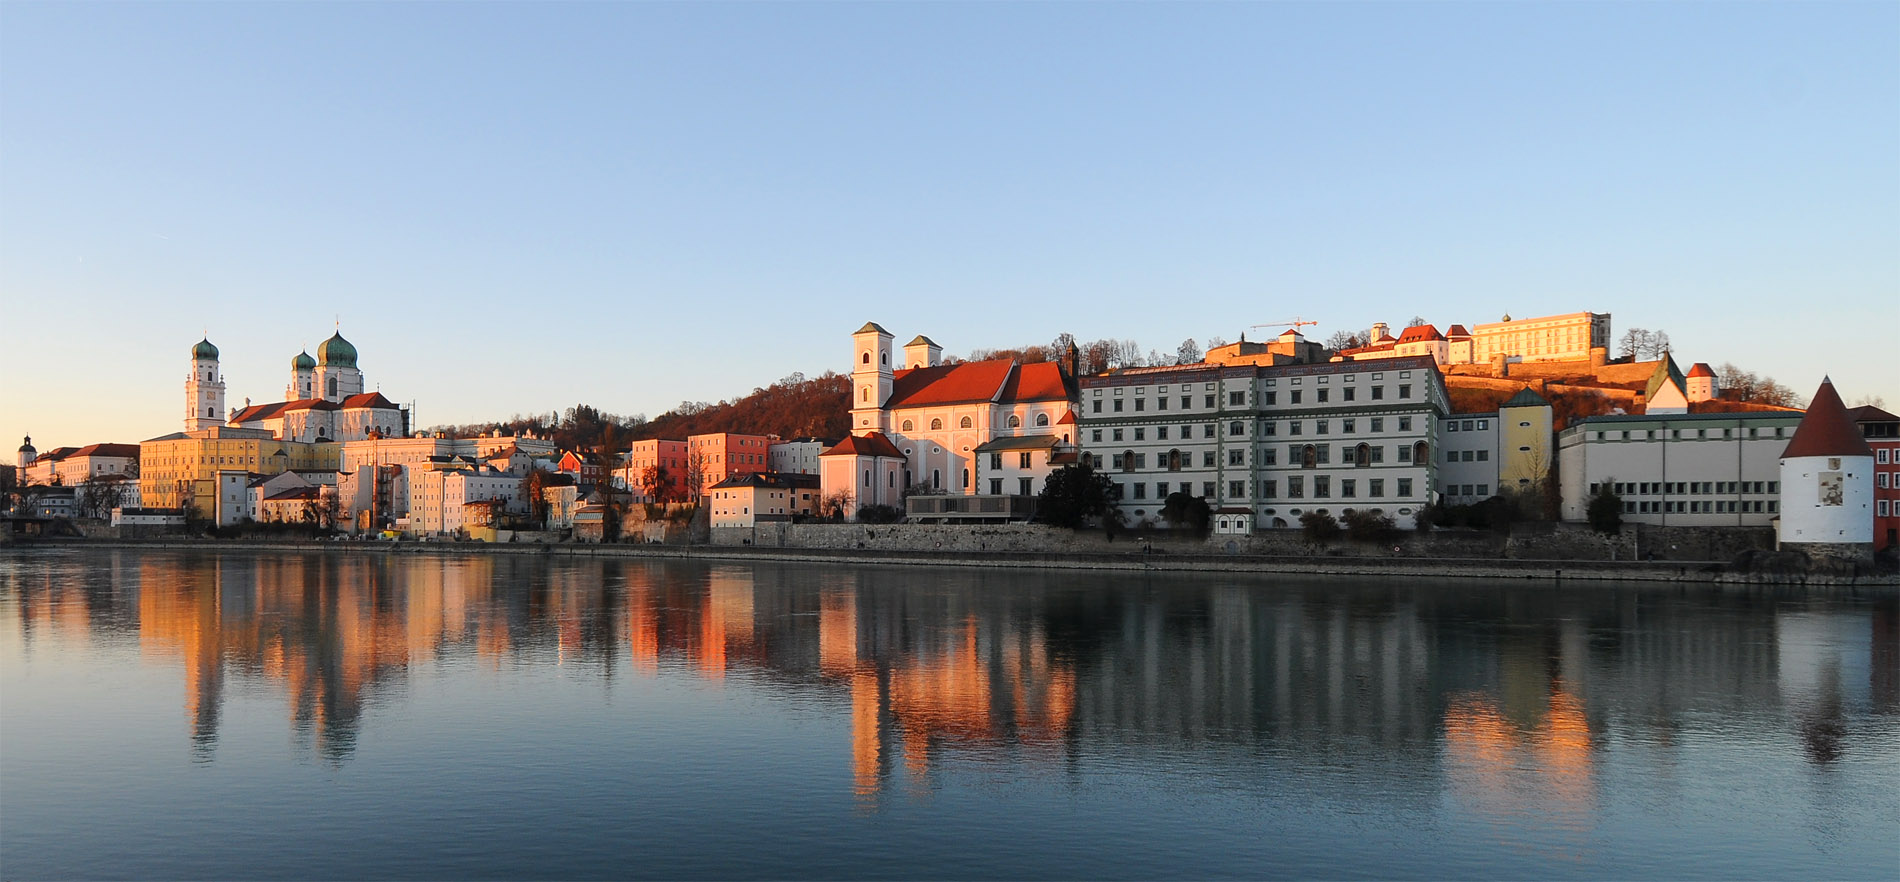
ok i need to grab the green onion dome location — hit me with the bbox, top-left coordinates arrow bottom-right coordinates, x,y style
291,350 -> 316,370
192,338 -> 219,360
317,332 -> 357,367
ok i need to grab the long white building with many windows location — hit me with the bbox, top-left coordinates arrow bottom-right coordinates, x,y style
1078,355 -> 1446,531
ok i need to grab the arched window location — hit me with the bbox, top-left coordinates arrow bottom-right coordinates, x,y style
901,420 -> 914,432
1035,413 -> 1049,427
862,352 -> 870,364
326,376 -> 338,398
1302,445 -> 1318,469
1007,415 -> 1021,428
1413,441 -> 1429,464
1355,442 -> 1371,467
1122,450 -> 1136,472
881,353 -> 887,364
1167,449 -> 1182,471
861,387 -> 870,402
960,416 -> 973,429
207,407 -> 214,417
930,419 -> 943,430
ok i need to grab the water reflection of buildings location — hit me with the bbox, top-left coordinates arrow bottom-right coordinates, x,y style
6,554 -> 1897,796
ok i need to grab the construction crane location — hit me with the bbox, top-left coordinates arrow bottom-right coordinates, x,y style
1250,318 -> 1319,333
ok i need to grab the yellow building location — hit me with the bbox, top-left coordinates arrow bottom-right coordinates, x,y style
140,426 -> 340,520
1497,388 -> 1555,492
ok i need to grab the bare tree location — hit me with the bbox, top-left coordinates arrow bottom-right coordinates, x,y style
1852,394 -> 1888,409
77,477 -> 127,520
1405,316 -> 1429,328
1175,338 -> 1202,365
1324,330 -> 1367,352
1618,327 -> 1650,361
684,450 -> 710,502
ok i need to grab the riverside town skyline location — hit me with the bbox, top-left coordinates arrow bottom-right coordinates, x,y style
1,3 -> 1895,447
4,6 -> 1897,882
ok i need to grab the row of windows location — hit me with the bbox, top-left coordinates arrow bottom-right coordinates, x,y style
1089,384 -> 1415,413
1444,449 -> 1491,463
1265,476 -> 1415,500
1444,419 -> 1491,432
1089,415 -> 1418,444
899,413 -> 1053,432
985,452 -> 1037,470
1880,471 -> 1900,489
1595,481 -> 1778,496
1626,500 -> 1776,514
987,478 -> 1037,495
1591,426 -> 1790,441
1442,484 -> 1492,497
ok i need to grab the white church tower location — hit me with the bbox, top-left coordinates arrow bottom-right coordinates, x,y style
185,338 -> 226,431
1778,377 -> 1875,564
287,350 -> 316,401
313,331 -> 364,403
850,322 -> 894,432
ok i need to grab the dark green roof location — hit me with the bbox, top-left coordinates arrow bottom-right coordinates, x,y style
291,350 -> 316,370
318,332 -> 357,367
1501,387 -> 1550,409
1644,355 -> 1686,401
192,338 -> 219,360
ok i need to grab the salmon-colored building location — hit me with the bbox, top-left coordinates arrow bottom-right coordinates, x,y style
1848,405 -> 1899,551
687,432 -> 774,498
623,439 -> 689,504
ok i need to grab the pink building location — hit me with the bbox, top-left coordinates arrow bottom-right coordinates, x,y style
623,439 -> 690,504
687,433 -> 774,497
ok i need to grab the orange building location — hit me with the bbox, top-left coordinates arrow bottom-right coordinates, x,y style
622,439 -> 689,503
687,432 -> 774,498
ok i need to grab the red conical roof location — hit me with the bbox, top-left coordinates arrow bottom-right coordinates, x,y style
1781,378 -> 1874,459
1687,362 -> 1715,379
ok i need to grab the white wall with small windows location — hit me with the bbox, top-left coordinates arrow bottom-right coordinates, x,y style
1557,412 -> 1801,527
1437,413 -> 1499,504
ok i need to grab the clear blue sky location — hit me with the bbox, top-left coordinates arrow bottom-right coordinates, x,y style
3,2 -> 1895,447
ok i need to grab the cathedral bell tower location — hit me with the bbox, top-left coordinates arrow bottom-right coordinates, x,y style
850,322 -> 894,433
185,338 -> 226,432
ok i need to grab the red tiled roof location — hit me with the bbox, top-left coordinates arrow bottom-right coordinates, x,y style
820,432 -> 905,459
230,397 -> 340,423
1847,405 -> 1900,424
1338,341 -> 1397,356
33,447 -> 79,463
340,392 -> 400,410
1397,325 -> 1443,343
263,486 -> 323,502
1445,324 -> 1471,338
997,361 -> 1070,403
1056,410 -> 1076,425
884,359 -> 1015,408
72,443 -> 140,459
1686,362 -> 1716,379
1782,379 -> 1875,459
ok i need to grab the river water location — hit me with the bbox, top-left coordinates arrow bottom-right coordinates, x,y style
1,548 -> 1895,879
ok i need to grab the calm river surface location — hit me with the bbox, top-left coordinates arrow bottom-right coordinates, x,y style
2,548 -> 1896,879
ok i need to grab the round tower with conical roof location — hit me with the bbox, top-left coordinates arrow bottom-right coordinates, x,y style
312,330 -> 364,403
185,337 -> 226,431
17,435 -> 35,470
1778,377 -> 1875,564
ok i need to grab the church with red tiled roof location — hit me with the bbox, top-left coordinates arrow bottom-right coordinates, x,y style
210,330 -> 409,443
821,323 -> 1079,516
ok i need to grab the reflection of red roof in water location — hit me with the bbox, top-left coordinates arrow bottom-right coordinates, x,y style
1782,378 -> 1874,459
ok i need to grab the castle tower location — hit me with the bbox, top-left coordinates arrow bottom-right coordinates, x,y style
17,435 -> 35,470
1685,362 -> 1719,403
1778,377 -> 1875,564
850,322 -> 894,433
286,350 -> 316,401
185,338 -> 226,431
313,331 -> 364,403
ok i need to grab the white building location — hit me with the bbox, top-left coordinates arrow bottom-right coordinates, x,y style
1437,413 -> 1499,505
1079,355 -> 1446,530
768,438 -> 830,476
227,332 -> 408,443
823,323 -> 1078,518
404,466 -> 522,535
1778,378 -> 1875,562
1557,411 -> 1802,526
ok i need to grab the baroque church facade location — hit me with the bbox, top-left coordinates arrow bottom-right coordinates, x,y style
224,331 -> 408,443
